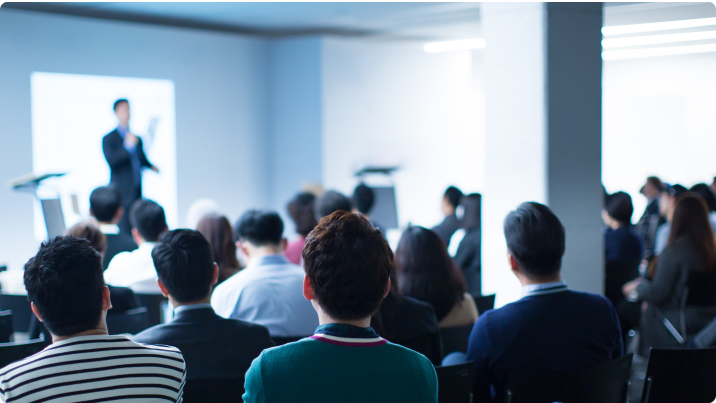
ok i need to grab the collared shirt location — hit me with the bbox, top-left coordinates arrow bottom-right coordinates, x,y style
99,223 -> 120,235
521,280 -> 568,298
311,324 -> 387,347
104,242 -> 158,289
211,254 -> 319,337
173,303 -> 213,316
117,124 -> 141,186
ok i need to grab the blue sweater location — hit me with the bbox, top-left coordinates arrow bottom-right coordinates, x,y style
465,289 -> 623,402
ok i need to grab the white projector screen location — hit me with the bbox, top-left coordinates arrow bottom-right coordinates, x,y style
31,72 -> 177,240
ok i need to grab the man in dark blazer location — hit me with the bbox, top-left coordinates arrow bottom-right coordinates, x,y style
432,186 -> 463,248
103,99 -> 158,233
133,229 -> 274,386
465,202 -> 623,402
89,186 -> 138,270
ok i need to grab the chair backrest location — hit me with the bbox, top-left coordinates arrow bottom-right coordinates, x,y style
394,331 -> 443,366
472,294 -> 495,315
641,348 -> 716,403
435,361 -> 475,403
134,293 -> 168,327
692,316 -> 716,348
271,335 -> 308,346
182,378 -> 243,403
685,271 -> 716,307
0,310 -> 13,343
505,354 -> 633,403
440,324 -> 473,358
106,307 -> 149,335
0,294 -> 32,333
0,337 -> 48,368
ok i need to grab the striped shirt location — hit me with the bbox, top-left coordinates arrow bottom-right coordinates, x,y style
0,335 -> 186,403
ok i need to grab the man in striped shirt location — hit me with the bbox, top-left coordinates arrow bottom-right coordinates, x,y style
0,236 -> 186,403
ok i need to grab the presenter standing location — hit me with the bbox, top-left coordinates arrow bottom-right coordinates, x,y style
103,99 -> 159,234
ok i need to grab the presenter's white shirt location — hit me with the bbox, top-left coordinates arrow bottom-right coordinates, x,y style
210,254 -> 319,337
104,242 -> 159,290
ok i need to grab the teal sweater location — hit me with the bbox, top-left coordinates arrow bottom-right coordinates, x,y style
243,323 -> 438,403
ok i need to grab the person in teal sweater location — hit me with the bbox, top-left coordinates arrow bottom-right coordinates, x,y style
243,210 -> 438,403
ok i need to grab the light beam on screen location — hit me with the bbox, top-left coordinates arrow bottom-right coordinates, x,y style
602,17 -> 716,36
30,72 -> 177,240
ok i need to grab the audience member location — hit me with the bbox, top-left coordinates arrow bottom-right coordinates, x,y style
623,193 -> 716,356
454,193 -> 482,295
432,186 -> 464,247
603,191 -> 643,263
0,236 -> 185,402
465,202 -> 622,402
314,190 -> 352,220
211,210 -> 318,336
186,198 -> 220,229
89,185 -> 137,270
395,226 -> 477,328
197,214 -> 242,284
104,199 -> 168,293
710,177 -> 716,199
654,184 -> 688,256
636,176 -> 665,258
285,192 -> 318,265
133,229 -> 273,387
352,183 -> 384,231
690,183 -> 716,229
243,211 -> 438,403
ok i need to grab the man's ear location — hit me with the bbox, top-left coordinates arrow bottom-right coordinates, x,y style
280,238 -> 288,252
237,241 -> 249,258
303,275 -> 315,301
131,228 -> 142,243
156,279 -> 170,299
383,277 -> 392,299
102,286 -> 112,311
507,253 -> 520,273
211,263 -> 219,286
113,206 -> 124,223
30,302 -> 44,323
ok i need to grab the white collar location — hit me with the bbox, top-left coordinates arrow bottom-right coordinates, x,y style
521,280 -> 568,298
99,224 -> 120,235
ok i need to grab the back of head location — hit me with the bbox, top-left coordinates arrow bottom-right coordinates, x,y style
235,210 -> 284,246
669,184 -> 688,199
90,186 -> 123,223
444,186 -> 464,209
129,199 -> 167,242
23,236 -> 105,336
504,202 -> 566,277
352,183 -> 375,215
152,229 -> 215,303
303,211 -> 393,320
287,192 -> 318,236
668,193 -> 716,271
196,214 -> 239,271
604,191 -> 634,225
690,183 -> 716,212
314,190 -> 352,220
66,220 -> 108,255
461,193 -> 482,230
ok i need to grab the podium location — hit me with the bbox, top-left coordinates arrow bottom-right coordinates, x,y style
7,173 -> 67,239
355,165 -> 399,230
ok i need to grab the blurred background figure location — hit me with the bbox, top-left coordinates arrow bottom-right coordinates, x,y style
89,185 -> 137,270
454,193 -> 482,295
352,183 -> 384,232
690,183 -> 716,230
654,184 -> 688,257
285,192 -> 318,265
432,186 -> 464,248
186,198 -> 220,230
636,176 -> 665,259
603,191 -> 643,264
197,214 -> 243,284
314,190 -> 352,221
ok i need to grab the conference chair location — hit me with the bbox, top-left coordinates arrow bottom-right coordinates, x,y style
691,315 -> 716,348
0,294 -> 32,334
641,348 -> 716,403
435,361 -> 475,403
183,379 -> 243,403
135,293 -> 168,327
106,307 -> 149,335
440,324 -> 473,358
504,353 -> 633,403
472,294 -> 495,315
0,336 -> 48,368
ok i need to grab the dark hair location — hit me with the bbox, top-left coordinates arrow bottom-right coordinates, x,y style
668,193 -> 716,272
152,230 -> 215,303
90,186 -> 123,223
604,191 -> 634,225
690,184 -> 716,212
196,214 -> 240,278
287,193 -> 318,236
352,184 -> 375,214
461,193 -> 481,230
314,190 -> 352,220
504,202 -> 565,276
669,184 -> 688,199
303,211 -> 392,320
235,210 -> 283,246
65,221 -> 107,255
444,186 -> 464,209
129,199 -> 167,242
23,236 -> 105,336
113,99 -> 128,111
641,176 -> 664,194
394,226 -> 465,321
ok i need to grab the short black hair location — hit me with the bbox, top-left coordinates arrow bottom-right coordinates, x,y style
669,184 -> 687,199
315,190 -> 352,220
129,199 -> 167,242
303,211 -> 393,320
235,210 -> 283,246
504,202 -> 565,277
604,191 -> 634,225
444,186 -> 464,209
113,99 -> 128,111
23,236 -> 105,336
690,183 -> 716,212
352,184 -> 375,214
89,186 -> 123,222
152,229 -> 215,303
287,192 -> 318,236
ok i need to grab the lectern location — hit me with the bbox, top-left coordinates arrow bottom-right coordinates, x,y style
7,173 -> 67,239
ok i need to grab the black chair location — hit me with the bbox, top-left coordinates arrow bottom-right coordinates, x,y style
472,294 -> 495,315
183,379 -> 243,402
271,335 -> 308,346
135,293 -> 168,328
107,307 -> 149,335
0,310 -> 13,343
0,294 -> 32,333
0,336 -> 48,368
435,361 -> 475,403
641,348 -> 716,403
504,353 -> 633,403
396,331 -> 442,366
692,315 -> 716,348
440,324 -> 473,358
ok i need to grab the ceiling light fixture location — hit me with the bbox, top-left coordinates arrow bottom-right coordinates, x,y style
423,38 -> 485,53
602,30 -> 716,48
602,43 -> 716,60
602,17 -> 716,36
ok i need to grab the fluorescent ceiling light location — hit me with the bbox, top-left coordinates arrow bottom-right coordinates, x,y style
602,43 -> 716,60
424,38 -> 485,53
602,17 -> 716,36
602,30 -> 716,48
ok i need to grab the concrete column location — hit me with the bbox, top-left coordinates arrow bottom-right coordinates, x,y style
481,3 -> 603,306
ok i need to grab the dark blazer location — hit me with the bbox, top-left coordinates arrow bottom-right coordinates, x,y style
432,214 -> 461,247
454,228 -> 481,295
102,129 -> 153,208
132,307 -> 274,381
466,290 -> 623,402
103,233 -> 138,271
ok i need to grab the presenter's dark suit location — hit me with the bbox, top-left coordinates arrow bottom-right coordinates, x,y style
465,286 -> 623,402
102,129 -> 153,233
133,306 -> 274,382
103,233 -> 138,271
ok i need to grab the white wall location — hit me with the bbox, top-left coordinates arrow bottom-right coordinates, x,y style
0,9 -> 270,271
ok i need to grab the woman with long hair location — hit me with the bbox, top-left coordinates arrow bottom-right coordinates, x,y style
196,214 -> 242,284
